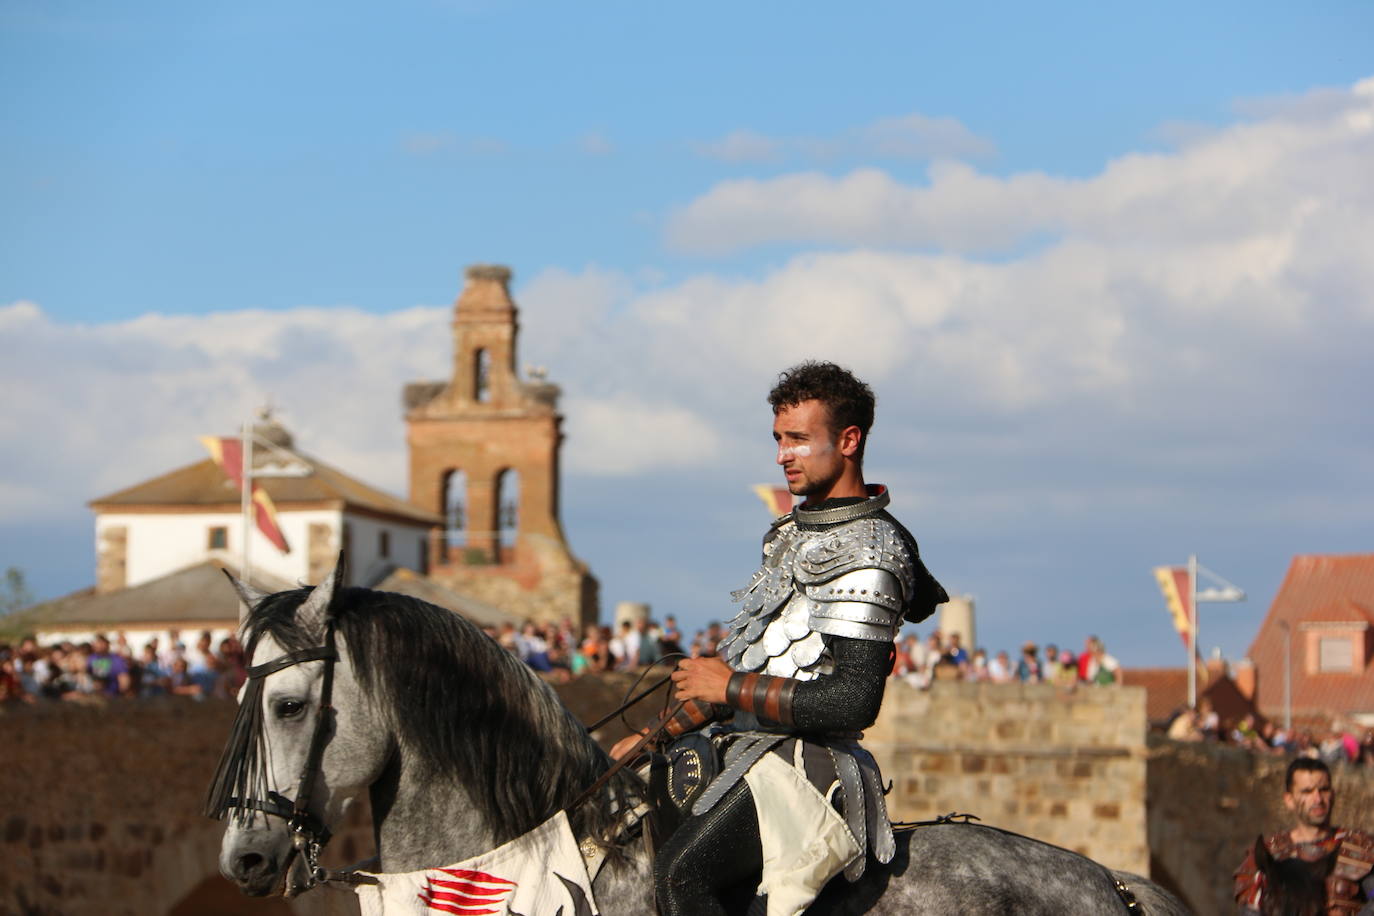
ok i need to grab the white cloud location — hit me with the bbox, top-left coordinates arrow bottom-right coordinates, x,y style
0,302 -> 449,522
562,395 -> 721,475
845,113 -> 994,161
669,77 -> 1374,261
691,112 -> 994,165
692,129 -> 781,163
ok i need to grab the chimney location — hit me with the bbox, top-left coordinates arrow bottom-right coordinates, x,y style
1234,657 -> 1257,701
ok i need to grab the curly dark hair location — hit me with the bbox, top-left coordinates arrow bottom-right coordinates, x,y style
767,361 -> 876,460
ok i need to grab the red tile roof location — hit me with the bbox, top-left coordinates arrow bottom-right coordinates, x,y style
89,454 -> 441,525
1121,664 -> 1258,726
1247,554 -> 1374,721
1297,598 -> 1374,626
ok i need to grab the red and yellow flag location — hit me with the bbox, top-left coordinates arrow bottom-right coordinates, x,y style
199,436 -> 291,554
752,484 -> 793,517
1152,566 -> 1193,649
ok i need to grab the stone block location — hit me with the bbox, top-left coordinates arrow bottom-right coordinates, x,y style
993,719 -> 1025,741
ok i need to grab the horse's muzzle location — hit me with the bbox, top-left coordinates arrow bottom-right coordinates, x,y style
227,848 -> 282,897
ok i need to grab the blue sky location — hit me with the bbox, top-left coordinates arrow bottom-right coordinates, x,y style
3,1 -> 1372,667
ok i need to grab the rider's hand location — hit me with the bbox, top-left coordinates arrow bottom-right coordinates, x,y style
670,655 -> 732,705
609,729 -> 649,761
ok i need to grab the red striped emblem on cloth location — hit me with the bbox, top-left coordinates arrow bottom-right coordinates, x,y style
418,868 -> 518,915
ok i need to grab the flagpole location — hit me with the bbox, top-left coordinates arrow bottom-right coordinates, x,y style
241,417 -> 254,594
1188,554 -> 1198,709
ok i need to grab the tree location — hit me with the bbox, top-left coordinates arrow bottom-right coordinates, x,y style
0,567 -> 33,617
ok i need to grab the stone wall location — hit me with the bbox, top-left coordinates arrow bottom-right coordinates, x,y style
1146,735 -> 1374,916
0,679 -> 647,916
867,680 -> 1150,875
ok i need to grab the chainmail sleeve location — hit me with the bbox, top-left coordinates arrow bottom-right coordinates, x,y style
788,636 -> 889,732
726,635 -> 890,734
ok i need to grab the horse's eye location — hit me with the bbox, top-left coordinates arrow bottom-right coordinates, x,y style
274,699 -> 306,719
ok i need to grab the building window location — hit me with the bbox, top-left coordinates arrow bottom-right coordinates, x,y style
1319,636 -> 1355,673
378,530 -> 390,559
207,526 -> 228,550
496,468 -> 520,549
474,348 -> 491,403
443,469 -> 467,550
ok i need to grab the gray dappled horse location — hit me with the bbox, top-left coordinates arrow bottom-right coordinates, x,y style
210,562 -> 1188,914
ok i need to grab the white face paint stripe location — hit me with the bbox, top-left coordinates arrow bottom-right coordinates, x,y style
778,444 -> 813,460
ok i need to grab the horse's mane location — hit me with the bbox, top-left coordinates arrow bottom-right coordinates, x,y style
244,585 -> 642,846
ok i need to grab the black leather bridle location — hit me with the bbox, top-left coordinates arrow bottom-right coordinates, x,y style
206,622 -> 364,889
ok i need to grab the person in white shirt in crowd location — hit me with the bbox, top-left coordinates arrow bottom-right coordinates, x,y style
987,649 -> 1014,684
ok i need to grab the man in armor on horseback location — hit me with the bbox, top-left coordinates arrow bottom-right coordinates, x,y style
1234,757 -> 1374,914
613,361 -> 947,916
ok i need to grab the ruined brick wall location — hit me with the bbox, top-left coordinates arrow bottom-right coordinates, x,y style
429,533 -> 599,627
865,680 -> 1150,875
1146,735 -> 1374,916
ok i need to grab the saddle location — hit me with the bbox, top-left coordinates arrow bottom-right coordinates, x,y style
645,732 -> 719,849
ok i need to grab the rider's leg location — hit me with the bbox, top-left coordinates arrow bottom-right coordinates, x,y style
653,780 -> 762,916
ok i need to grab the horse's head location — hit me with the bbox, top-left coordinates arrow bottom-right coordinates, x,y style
208,559 -> 391,897
1255,836 -> 1335,916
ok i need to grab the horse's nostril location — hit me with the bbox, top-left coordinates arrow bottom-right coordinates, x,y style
236,852 -> 266,877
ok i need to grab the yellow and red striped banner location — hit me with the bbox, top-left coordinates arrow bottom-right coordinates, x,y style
199,436 -> 291,554
752,484 -> 793,517
1152,566 -> 1193,649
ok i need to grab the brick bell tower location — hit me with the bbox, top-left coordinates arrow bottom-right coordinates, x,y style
404,264 -> 598,627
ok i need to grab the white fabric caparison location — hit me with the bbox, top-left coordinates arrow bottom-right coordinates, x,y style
353,811 -> 599,916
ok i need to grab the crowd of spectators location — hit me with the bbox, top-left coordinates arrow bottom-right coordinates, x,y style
0,630 -> 247,702
11,622 -> 1372,771
891,631 -> 1122,689
1164,699 -> 1374,766
1,622 -> 1129,702
483,614 -> 729,681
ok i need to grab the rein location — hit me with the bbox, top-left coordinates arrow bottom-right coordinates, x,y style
563,656 -> 688,817
565,698 -> 685,816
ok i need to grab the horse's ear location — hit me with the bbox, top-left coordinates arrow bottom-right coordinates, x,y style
222,569 -> 269,609
297,551 -> 346,630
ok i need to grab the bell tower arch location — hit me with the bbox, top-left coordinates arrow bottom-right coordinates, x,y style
405,264 -> 598,626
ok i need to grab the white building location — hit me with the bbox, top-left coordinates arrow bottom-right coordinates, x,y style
88,417 -> 441,593
23,417 -> 526,651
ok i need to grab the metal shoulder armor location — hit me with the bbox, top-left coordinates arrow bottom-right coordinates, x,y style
795,517 -> 917,642
805,568 -> 903,641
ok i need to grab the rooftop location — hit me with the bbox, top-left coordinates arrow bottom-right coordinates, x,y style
89,423 -> 441,526
1247,553 -> 1374,718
